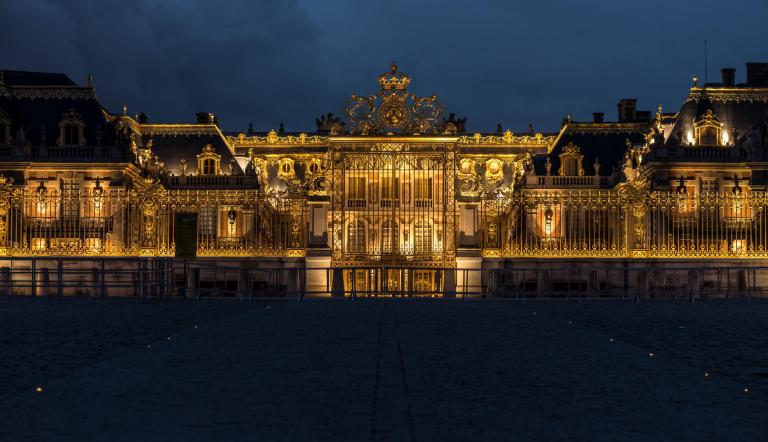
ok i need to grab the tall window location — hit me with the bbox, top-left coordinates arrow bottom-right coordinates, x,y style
203,159 -> 216,175
199,207 -> 217,236
60,179 -> 79,219
380,176 -> 400,207
414,177 -> 432,207
347,219 -> 366,253
347,177 -> 366,207
381,220 -> 398,253
414,218 -> 432,253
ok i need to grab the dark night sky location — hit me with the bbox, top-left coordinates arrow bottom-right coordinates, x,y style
1,0 -> 766,133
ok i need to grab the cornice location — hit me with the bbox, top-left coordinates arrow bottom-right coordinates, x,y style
687,87 -> 768,103
4,86 -> 96,100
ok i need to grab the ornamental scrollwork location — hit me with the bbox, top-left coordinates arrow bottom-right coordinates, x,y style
345,63 -> 444,135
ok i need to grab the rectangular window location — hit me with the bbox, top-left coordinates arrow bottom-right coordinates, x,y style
347,177 -> 366,208
203,159 -> 217,175
60,179 -> 79,219
380,176 -> 400,207
199,207 -> 217,236
64,125 -> 80,145
414,178 -> 433,207
701,179 -> 717,192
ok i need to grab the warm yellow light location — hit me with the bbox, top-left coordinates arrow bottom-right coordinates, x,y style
35,387 -> 43,393
686,131 -> 694,145
722,130 -> 730,145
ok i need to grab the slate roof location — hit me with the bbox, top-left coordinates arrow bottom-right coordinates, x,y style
0,70 -> 77,86
140,132 -> 241,176
0,70 -> 124,160
534,123 -> 649,177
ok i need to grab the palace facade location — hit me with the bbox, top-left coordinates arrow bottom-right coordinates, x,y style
2,63 -> 768,297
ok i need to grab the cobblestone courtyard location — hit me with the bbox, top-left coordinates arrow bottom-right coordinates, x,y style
0,297 -> 766,441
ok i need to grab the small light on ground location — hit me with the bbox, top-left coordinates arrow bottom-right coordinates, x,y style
167,337 -> 172,341
649,353 -> 655,357
147,345 -> 151,348
35,387 -> 43,393
194,325 -> 198,329
744,388 -> 749,393
705,372 -> 710,377
609,338 -> 614,342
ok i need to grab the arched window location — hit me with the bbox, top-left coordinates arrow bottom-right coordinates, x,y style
558,143 -> 584,176
196,144 -> 221,175
381,219 -> 398,253
347,219 -> 366,253
57,109 -> 85,146
694,110 -> 722,146
414,218 -> 432,253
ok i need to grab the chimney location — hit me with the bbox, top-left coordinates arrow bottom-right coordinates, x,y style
617,99 -> 637,122
721,68 -> 736,86
746,63 -> 768,86
592,112 -> 604,123
196,112 -> 215,124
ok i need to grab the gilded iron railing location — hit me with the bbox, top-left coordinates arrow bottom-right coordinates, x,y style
483,189 -> 768,259
0,184 -> 305,258
645,191 -> 768,258
483,190 -> 628,257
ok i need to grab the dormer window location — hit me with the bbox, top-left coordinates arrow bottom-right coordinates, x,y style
64,125 -> 80,145
693,110 -> 722,146
203,159 -> 216,175
57,109 -> 85,146
558,142 -> 584,176
196,144 -> 221,175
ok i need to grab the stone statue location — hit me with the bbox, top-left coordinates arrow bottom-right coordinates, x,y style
544,157 -> 552,176
593,158 -> 600,176
622,152 -> 635,181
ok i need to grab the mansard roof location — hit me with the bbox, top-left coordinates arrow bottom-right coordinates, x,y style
0,69 -> 77,86
665,86 -> 768,146
0,69 -> 123,161
535,120 -> 649,177
138,124 -> 242,176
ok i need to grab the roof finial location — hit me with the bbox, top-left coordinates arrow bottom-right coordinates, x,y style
122,104 -> 128,115
87,73 -> 94,88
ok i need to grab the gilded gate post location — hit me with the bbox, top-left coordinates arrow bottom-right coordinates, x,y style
132,178 -> 166,256
0,175 -> 13,256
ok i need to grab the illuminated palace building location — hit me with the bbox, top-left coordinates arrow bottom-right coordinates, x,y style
2,63 -> 768,297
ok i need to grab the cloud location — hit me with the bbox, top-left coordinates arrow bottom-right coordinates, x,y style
1,0 -> 766,132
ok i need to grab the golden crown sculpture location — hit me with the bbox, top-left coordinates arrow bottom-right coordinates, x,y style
377,63 -> 411,91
